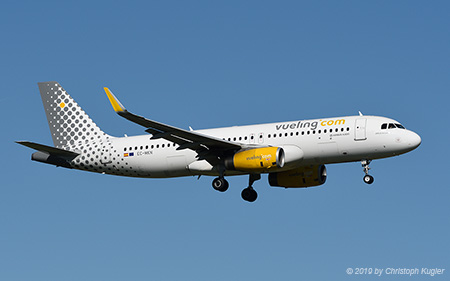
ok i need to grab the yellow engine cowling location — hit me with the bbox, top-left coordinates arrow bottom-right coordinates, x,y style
268,165 -> 327,188
225,147 -> 284,172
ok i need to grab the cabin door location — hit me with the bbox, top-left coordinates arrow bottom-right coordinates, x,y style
354,118 -> 367,141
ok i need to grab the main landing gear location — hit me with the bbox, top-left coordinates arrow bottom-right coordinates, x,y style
241,174 -> 261,203
212,176 -> 229,192
211,173 -> 261,202
361,160 -> 374,184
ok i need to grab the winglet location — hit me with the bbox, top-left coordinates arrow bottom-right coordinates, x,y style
104,87 -> 126,112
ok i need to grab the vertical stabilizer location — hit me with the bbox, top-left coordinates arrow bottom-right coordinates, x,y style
38,81 -> 109,148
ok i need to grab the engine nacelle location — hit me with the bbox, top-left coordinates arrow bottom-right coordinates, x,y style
268,165 -> 327,188
279,145 -> 304,168
225,147 -> 284,172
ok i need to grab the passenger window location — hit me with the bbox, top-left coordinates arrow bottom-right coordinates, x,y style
381,123 -> 387,130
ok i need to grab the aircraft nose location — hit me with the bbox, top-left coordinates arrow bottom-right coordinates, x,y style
408,131 -> 421,150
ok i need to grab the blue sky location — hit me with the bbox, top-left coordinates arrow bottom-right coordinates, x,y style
1,1 -> 449,280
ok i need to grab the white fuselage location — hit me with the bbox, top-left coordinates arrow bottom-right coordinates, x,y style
70,115 -> 421,178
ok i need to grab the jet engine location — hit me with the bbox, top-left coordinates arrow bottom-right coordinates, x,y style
225,147 -> 284,172
268,165 -> 327,188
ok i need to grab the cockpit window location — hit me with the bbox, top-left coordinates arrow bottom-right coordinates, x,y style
381,123 -> 406,130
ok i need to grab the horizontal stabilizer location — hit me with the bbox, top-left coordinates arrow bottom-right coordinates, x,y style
16,141 -> 79,158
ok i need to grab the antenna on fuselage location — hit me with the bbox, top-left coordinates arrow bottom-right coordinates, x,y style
359,111 -> 364,116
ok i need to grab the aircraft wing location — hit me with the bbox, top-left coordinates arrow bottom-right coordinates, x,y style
103,88 -> 242,154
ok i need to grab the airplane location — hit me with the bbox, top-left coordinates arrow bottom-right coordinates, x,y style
17,81 -> 421,202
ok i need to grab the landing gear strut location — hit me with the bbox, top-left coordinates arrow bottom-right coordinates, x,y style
241,174 -> 261,202
361,160 -> 374,184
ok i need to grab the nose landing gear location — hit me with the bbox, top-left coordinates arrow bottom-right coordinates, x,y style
361,160 -> 374,184
363,174 -> 374,184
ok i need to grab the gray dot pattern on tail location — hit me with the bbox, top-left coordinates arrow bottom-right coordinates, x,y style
38,81 -> 145,177
39,82 -> 108,149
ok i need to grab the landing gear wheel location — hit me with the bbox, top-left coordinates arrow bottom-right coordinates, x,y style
361,160 -> 374,185
212,177 -> 229,192
363,174 -> 374,184
241,187 -> 258,202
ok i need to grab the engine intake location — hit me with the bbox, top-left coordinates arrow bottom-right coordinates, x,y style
269,165 -> 327,188
225,147 -> 284,172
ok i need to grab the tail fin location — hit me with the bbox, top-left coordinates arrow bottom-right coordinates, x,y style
38,81 -> 109,148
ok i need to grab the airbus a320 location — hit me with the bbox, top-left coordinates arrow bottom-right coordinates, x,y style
17,82 -> 421,202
